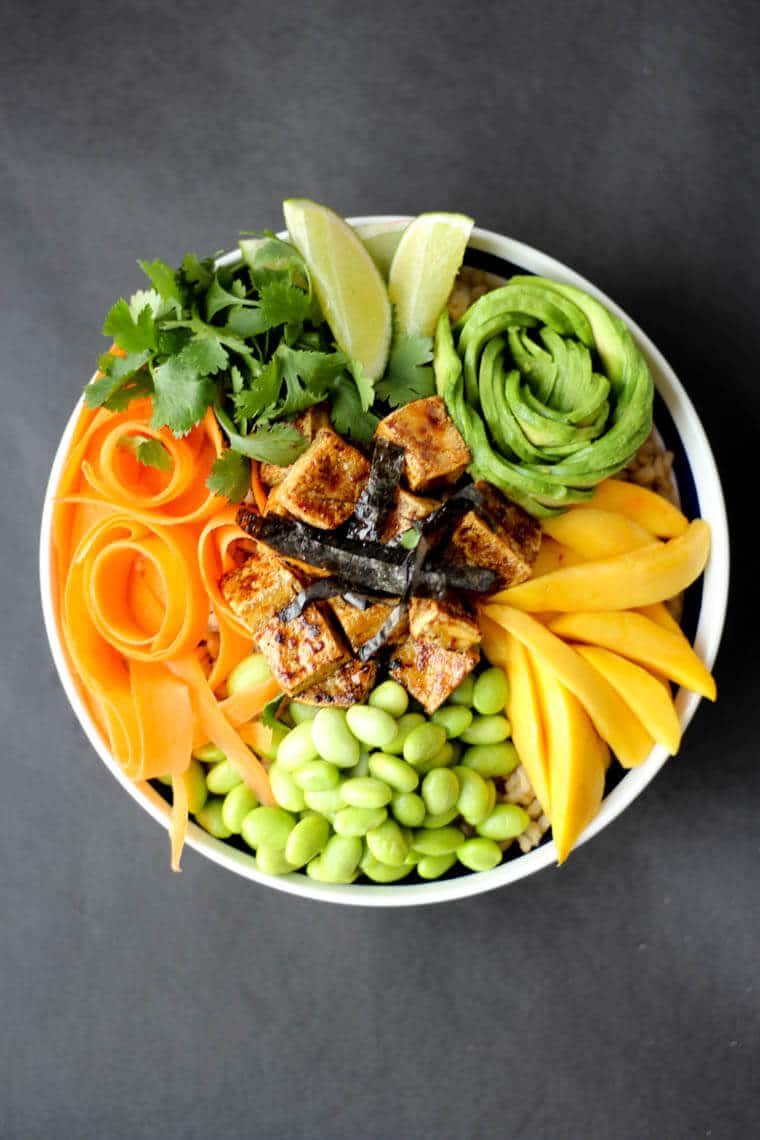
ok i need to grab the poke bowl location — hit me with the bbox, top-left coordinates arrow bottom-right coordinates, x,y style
39,208 -> 729,906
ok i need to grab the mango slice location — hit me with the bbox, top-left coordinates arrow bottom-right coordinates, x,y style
481,605 -> 654,767
575,644 -> 682,755
575,478 -> 689,537
480,615 -> 551,817
532,536 -> 584,577
635,601 -> 685,636
547,610 -> 717,701
492,520 -> 710,613
542,508 -> 657,560
529,652 -> 608,864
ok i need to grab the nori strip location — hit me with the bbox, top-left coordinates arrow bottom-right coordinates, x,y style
278,576 -> 352,622
357,601 -> 409,661
236,509 -> 497,597
346,439 -> 405,542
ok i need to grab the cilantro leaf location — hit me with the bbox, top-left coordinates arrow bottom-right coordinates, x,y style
206,449 -> 251,502
179,253 -> 215,293
215,404 -> 310,464
138,258 -> 184,307
150,335 -> 227,435
262,694 -> 286,727
375,333 -> 435,407
329,374 -> 379,446
348,360 -> 375,412
119,434 -> 172,471
85,351 -> 152,409
205,274 -> 257,321
232,359 -> 281,422
259,280 -> 312,329
102,298 -> 157,354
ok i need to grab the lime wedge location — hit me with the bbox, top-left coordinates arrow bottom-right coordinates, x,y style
355,221 -> 408,279
283,198 -> 392,381
388,212 -> 474,337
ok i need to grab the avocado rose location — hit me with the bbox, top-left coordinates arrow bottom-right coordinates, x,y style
434,276 -> 654,517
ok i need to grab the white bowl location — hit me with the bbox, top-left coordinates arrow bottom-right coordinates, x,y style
39,218 -> 730,906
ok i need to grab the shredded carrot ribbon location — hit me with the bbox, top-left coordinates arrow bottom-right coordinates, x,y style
53,398 -> 277,868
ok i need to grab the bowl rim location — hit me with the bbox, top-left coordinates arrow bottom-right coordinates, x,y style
39,216 -> 730,907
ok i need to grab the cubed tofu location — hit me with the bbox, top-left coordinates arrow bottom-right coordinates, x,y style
219,543 -> 305,636
408,596 -> 481,652
388,638 -> 480,714
329,596 -> 409,654
296,659 -> 377,707
380,488 -> 439,543
374,396 -> 471,493
450,481 -> 542,590
275,428 -> 370,529
263,483 -> 292,518
260,404 -> 332,487
256,603 -> 350,695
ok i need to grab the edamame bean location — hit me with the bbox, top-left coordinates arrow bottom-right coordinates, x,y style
431,705 -> 473,738
194,797 -> 233,839
368,680 -> 409,718
285,815 -> 330,868
226,653 -> 272,695
422,806 -> 460,829
289,701 -> 319,724
277,721 -> 319,770
221,783 -> 259,834
303,786 -> 345,816
461,742 -> 519,778
473,667 -> 510,716
448,675 -> 475,706
333,806 -> 388,837
293,759 -> 340,792
360,854 -> 413,883
320,834 -> 363,882
192,742 -> 226,764
454,766 -> 493,826
390,792 -> 426,828
368,753 -> 419,793
345,705 -> 398,750
411,826 -> 465,856
460,715 -> 512,746
256,846 -> 297,876
182,759 -> 208,814
268,763 -> 307,813
311,708 -> 361,768
339,778 -> 393,809
348,751 -> 371,778
416,852 -> 457,880
366,819 -> 409,867
206,758 -> 243,795
403,722 -> 447,767
385,713 -> 426,755
417,740 -> 458,772
457,837 -> 503,872
421,768 -> 460,816
241,806 -> 296,851
476,803 -> 530,841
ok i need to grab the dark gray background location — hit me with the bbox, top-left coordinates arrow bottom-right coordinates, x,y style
2,1 -> 758,1137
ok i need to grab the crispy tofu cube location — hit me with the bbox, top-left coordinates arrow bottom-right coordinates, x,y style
329,596 -> 409,653
263,483 -> 292,518
388,638 -> 480,714
450,482 -> 542,590
256,603 -> 350,695
219,543 -> 305,636
409,596 -> 481,652
380,488 -> 439,543
296,659 -> 377,707
374,396 -> 471,493
260,404 -> 332,487
275,428 -> 370,529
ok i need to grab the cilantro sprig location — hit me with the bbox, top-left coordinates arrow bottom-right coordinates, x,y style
85,230 -> 436,503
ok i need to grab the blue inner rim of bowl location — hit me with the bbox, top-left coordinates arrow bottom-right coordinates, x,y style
151,244 -> 703,878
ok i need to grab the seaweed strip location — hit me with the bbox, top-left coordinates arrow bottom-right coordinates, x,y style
346,439 -> 405,542
278,576 -> 352,622
357,601 -> 409,661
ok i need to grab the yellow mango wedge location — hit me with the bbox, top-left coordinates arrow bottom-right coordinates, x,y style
575,644 -> 682,755
542,508 -> 657,560
575,478 -> 689,537
636,601 -> 685,636
481,605 -> 654,767
547,610 -> 717,701
532,536 -> 584,577
480,615 -> 551,817
529,653 -> 608,864
492,520 -> 710,613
